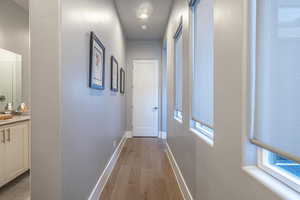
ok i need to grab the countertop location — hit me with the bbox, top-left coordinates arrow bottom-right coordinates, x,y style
0,115 -> 31,126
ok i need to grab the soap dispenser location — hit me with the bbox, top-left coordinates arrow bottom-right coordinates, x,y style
4,102 -> 13,114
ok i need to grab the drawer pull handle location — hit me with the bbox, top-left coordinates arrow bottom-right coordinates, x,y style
1,130 -> 5,144
6,129 -> 11,142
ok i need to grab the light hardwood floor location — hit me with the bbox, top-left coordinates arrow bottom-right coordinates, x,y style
100,138 -> 183,200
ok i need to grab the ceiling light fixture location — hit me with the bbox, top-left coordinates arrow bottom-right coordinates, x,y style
139,13 -> 149,20
136,2 -> 153,20
141,25 -> 147,30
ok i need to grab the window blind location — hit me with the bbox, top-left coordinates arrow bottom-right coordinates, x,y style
174,24 -> 183,112
191,0 -> 214,128
251,0 -> 300,163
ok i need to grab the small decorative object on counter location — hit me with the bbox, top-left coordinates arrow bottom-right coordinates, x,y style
15,103 -> 29,115
0,114 -> 13,120
4,102 -> 13,114
0,95 -> 6,102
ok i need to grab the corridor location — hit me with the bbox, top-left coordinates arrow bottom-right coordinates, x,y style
1,0 -> 300,199
100,138 -> 183,200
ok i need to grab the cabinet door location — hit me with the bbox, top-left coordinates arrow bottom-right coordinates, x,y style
0,128 -> 5,186
5,123 -> 29,181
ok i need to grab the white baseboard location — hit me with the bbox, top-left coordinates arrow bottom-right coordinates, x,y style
125,131 -> 132,138
88,133 -> 128,200
159,131 -> 167,139
166,143 -> 194,200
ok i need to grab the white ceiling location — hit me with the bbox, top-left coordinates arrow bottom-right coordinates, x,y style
9,0 -> 173,40
12,0 -> 29,11
114,0 -> 173,40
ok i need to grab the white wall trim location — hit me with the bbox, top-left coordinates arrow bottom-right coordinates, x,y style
166,143 -> 194,200
88,133 -> 128,200
159,131 -> 167,139
125,131 -> 132,138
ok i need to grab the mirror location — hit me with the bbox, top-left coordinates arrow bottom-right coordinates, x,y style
0,48 -> 22,111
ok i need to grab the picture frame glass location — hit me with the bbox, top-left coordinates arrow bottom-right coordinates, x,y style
111,56 -> 118,91
90,32 -> 105,90
92,41 -> 103,86
120,68 -> 125,94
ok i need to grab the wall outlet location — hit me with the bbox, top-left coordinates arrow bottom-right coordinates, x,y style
113,141 -> 117,148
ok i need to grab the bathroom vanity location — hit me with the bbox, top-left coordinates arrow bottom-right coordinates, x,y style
0,48 -> 30,188
0,116 -> 30,188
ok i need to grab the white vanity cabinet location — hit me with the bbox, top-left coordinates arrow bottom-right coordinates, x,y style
0,129 -> 5,186
0,120 -> 29,187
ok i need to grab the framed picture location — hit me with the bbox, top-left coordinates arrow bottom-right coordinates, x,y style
120,68 -> 125,94
89,32 -> 105,90
110,56 -> 118,92
188,0 -> 197,7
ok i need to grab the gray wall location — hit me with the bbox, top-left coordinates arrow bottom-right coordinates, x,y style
126,40 -> 162,131
30,0 -> 126,199
60,0 -> 126,199
164,0 -> 286,199
0,0 -> 30,108
162,42 -> 168,132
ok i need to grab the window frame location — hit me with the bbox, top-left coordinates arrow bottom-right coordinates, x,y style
189,0 -> 214,141
190,120 -> 213,141
249,0 -> 300,192
174,110 -> 183,123
258,149 -> 300,193
173,17 -> 184,123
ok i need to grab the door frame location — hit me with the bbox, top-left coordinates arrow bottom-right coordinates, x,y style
132,59 -> 160,137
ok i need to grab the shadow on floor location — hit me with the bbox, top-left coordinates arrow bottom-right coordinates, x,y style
0,171 -> 30,200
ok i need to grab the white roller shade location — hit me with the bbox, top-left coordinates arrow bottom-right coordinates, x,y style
252,0 -> 300,162
174,27 -> 183,112
191,0 -> 214,128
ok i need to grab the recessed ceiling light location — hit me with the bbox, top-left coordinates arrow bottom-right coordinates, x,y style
139,13 -> 149,20
136,2 -> 153,20
141,25 -> 147,30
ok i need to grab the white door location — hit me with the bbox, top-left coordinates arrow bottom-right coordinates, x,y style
133,60 -> 159,137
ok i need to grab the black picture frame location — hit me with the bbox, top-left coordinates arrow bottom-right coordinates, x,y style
89,32 -> 105,90
110,56 -> 119,92
120,68 -> 125,94
188,0 -> 197,7
173,16 -> 183,39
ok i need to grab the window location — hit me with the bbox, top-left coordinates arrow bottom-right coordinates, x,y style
259,150 -> 300,192
174,19 -> 183,122
190,0 -> 214,139
250,0 -> 300,192
191,120 -> 213,140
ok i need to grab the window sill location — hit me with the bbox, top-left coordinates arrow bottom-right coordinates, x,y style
190,128 -> 213,147
243,166 -> 300,200
174,116 -> 183,124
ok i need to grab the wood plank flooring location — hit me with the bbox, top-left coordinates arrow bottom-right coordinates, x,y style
100,138 -> 183,200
